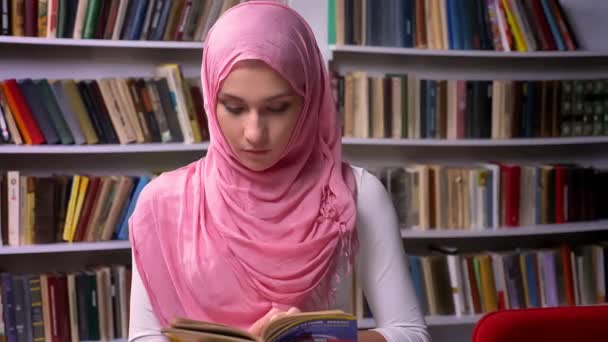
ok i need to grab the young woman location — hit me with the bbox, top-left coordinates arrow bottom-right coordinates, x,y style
128,2 -> 429,342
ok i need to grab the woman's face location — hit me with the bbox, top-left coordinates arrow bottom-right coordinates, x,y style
216,60 -> 303,172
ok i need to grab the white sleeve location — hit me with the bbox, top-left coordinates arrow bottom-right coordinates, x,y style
354,169 -> 431,342
128,251 -> 169,342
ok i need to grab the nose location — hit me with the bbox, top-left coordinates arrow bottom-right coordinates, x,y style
243,110 -> 267,146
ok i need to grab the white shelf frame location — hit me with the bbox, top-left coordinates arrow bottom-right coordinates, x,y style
0,143 -> 210,154
1,137 -> 608,154
358,315 -> 483,329
400,220 -> 608,238
330,45 -> 608,58
0,36 -> 203,49
343,137 -> 608,147
0,240 -> 131,255
4,220 -> 605,255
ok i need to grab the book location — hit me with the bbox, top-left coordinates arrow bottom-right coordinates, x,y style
161,310 -> 358,342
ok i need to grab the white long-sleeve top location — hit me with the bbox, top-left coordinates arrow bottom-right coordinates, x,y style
128,166 -> 430,342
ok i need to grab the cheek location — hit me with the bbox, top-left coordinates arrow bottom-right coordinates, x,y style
274,108 -> 301,146
216,106 -> 240,146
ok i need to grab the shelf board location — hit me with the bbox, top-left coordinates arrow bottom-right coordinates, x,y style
342,136 -> 608,147
1,137 -> 608,154
330,45 -> 608,58
0,241 -> 131,255
358,315 -> 482,329
0,143 -> 210,154
0,36 -> 203,49
401,220 -> 608,238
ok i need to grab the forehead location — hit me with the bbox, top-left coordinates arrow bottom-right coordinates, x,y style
219,60 -> 296,99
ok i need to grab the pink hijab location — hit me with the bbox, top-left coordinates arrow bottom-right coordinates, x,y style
129,1 -> 358,329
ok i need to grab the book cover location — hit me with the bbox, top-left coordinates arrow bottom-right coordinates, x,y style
162,311 -> 357,342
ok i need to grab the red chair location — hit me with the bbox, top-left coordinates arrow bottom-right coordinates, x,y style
472,305 -> 608,342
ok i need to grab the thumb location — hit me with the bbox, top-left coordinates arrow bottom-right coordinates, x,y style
248,307 -> 280,337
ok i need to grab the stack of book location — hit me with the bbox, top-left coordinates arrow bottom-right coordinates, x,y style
353,243 -> 607,318
0,64 -> 208,145
370,164 -> 608,230
0,172 -> 151,246
0,0 -> 244,41
333,73 -> 608,139
0,264 -> 131,342
328,0 -> 578,51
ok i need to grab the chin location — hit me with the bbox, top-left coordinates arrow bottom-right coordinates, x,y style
241,159 -> 274,172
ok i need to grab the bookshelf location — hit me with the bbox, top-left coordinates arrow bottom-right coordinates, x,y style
1,1 -> 607,342
315,0 -> 608,341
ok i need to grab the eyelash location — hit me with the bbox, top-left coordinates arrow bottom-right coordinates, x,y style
221,101 -> 291,115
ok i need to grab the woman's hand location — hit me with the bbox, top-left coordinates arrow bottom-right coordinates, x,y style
248,306 -> 301,339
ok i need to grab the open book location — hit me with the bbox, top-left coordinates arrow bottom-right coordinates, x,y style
161,310 -> 358,342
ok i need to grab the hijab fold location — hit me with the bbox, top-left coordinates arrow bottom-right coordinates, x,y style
130,1 -> 358,329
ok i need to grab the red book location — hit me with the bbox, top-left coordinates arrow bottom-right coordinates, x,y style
3,79 -> 45,144
73,177 -> 101,242
47,274 -> 71,342
554,165 -> 568,223
189,85 -> 209,141
501,164 -> 521,227
24,0 -> 38,36
560,245 -> 576,306
529,0 -> 557,50
173,0 -> 192,41
548,0 -> 576,50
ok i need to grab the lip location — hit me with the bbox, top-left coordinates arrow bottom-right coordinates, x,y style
242,149 -> 271,155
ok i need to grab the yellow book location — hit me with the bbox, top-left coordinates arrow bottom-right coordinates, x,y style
520,253 -> 531,308
66,176 -> 90,242
501,0 -> 527,52
62,175 -> 81,241
162,310 -> 357,342
156,64 -> 202,143
61,80 -> 99,144
174,67 -> 203,143
478,255 -> 498,312
25,177 -> 36,245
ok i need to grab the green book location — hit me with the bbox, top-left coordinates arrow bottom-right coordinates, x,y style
56,0 -> 67,38
328,0 -> 336,45
83,0 -> 101,39
35,80 -> 75,145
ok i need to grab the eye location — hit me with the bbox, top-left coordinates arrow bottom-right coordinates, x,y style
266,102 -> 291,113
221,101 -> 244,114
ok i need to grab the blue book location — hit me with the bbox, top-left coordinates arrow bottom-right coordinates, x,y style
128,0 -> 150,40
408,256 -> 428,314
1,273 -> 17,342
151,0 -> 172,41
535,167 -> 542,224
392,0 -> 405,47
117,176 -> 151,240
486,170 -> 494,228
459,0 -> 473,49
403,0 -> 414,47
540,0 -> 565,51
427,80 -> 437,138
525,252 -> 540,307
446,0 -> 457,49
120,0 -> 139,39
17,79 -> 60,144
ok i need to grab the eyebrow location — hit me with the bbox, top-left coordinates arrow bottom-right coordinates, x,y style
218,91 -> 294,101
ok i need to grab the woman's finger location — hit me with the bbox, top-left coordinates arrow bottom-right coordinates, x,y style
286,307 -> 300,314
248,307 -> 280,336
